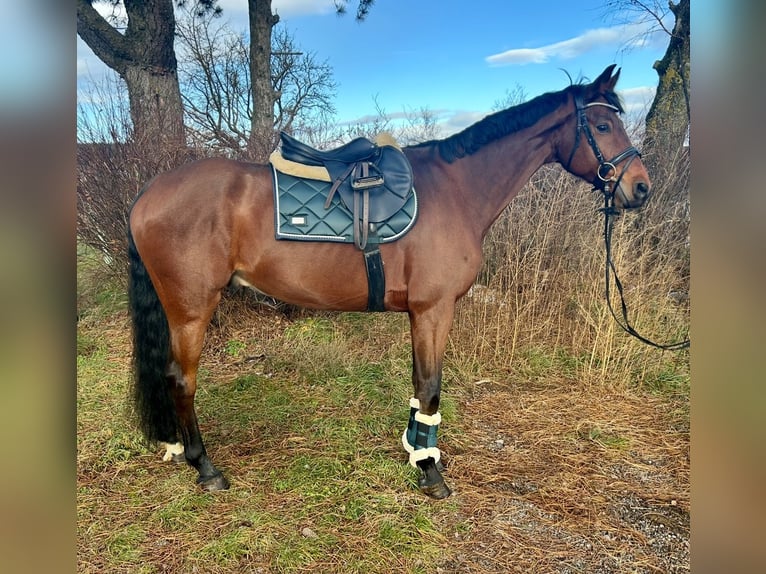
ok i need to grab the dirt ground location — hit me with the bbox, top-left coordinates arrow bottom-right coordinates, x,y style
204,312 -> 690,573
432,378 -> 689,573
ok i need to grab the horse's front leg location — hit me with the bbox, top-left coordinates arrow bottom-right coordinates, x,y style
404,302 -> 454,499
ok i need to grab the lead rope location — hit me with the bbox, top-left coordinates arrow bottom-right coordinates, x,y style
600,188 -> 690,351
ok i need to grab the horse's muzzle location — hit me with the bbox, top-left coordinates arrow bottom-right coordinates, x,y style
615,180 -> 651,210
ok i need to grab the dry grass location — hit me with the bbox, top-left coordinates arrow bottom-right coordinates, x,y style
78,300 -> 688,573
77,148 -> 689,573
453,161 -> 689,387
439,378 -> 688,573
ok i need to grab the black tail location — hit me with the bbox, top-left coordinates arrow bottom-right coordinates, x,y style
128,226 -> 179,443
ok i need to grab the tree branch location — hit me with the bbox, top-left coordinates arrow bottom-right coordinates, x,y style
631,0 -> 674,36
76,0 -> 132,73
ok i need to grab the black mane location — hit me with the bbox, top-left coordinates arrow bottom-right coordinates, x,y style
410,82 -> 624,163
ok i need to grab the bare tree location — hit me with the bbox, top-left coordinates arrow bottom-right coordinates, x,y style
176,11 -> 251,153
492,84 -> 529,111
247,0 -> 279,161
293,95 -> 439,150
604,0 -> 690,161
271,28 -> 338,136
643,0 -> 689,162
76,0 -> 218,156
245,0 -> 377,160
177,8 -> 337,157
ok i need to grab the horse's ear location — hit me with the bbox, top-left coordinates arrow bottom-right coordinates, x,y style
585,65 -> 620,99
595,64 -> 620,91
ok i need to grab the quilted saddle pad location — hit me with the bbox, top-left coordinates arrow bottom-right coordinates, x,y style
272,167 -> 418,244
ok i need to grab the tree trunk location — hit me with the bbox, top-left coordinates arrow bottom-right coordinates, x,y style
77,0 -> 186,155
122,65 -> 185,154
644,0 -> 690,168
248,0 -> 280,162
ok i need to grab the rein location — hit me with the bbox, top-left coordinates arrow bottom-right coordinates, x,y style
568,94 -> 690,351
598,191 -> 690,351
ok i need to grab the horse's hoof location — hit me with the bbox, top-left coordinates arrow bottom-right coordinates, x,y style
419,477 -> 452,499
197,472 -> 230,491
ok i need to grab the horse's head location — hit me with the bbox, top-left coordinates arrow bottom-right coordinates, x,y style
558,65 -> 651,211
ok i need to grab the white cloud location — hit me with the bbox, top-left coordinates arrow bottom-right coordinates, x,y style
486,22 -> 656,66
440,110 -> 489,136
210,0 -> 248,19
619,86 -> 655,103
218,0 -> 334,18
487,48 -> 549,66
618,86 -> 656,115
274,0 -> 336,16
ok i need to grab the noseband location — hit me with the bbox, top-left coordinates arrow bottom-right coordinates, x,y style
564,94 -> 641,207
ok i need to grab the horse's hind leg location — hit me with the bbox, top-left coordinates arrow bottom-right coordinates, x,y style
168,311 -> 230,491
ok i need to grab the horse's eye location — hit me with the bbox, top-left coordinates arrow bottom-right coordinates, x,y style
596,124 -> 610,134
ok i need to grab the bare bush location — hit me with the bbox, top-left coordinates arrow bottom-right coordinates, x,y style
77,73 -> 196,278
291,97 -> 441,149
451,149 -> 690,385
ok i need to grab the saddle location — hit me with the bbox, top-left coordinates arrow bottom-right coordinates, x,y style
278,131 -> 414,249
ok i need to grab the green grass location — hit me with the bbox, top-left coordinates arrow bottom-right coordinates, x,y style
77,244 -> 128,319
576,425 -> 631,451
106,524 -> 146,564
77,291 -> 449,573
642,362 -> 690,396
153,492 -> 216,530
224,338 -> 247,358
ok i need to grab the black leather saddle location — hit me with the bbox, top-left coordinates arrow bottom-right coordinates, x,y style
279,132 -> 377,166
278,132 -> 414,249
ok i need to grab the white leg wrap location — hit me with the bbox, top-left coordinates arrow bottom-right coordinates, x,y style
161,441 -> 185,461
402,397 -> 442,467
402,430 -> 441,467
414,410 -> 441,426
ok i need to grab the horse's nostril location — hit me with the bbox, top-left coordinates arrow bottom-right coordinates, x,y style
636,182 -> 650,197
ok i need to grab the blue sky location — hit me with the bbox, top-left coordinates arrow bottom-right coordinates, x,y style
76,0 -> 680,137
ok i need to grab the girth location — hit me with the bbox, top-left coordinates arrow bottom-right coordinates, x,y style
272,132 -> 418,311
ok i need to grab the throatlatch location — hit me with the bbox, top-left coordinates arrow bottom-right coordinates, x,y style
401,398 -> 442,467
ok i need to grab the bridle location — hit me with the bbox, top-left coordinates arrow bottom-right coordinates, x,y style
566,94 -> 690,351
564,93 -> 641,198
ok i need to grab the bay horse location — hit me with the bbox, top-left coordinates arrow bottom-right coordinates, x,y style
128,65 -> 650,499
